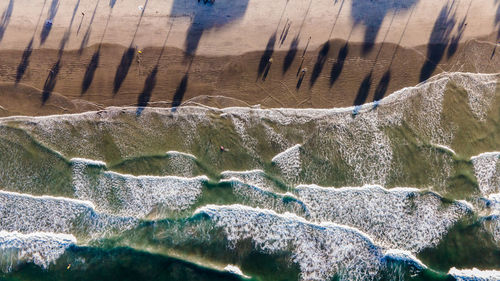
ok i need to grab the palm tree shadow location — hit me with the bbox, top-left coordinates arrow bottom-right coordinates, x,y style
81,46 -> 101,95
41,59 -> 61,105
136,65 -> 158,116
171,0 -> 249,58
329,43 -> 348,87
350,0 -> 417,55
15,37 -> 34,84
309,42 -> 330,88
0,0 -> 14,43
373,70 -> 390,101
171,73 -> 189,112
40,0 -> 59,45
419,2 -> 456,82
257,32 -> 277,80
353,72 -> 372,106
79,0 -> 100,55
113,46 -> 136,95
112,0 -> 148,95
283,35 -> 299,74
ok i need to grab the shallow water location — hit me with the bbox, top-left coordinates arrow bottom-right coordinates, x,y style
0,72 -> 499,280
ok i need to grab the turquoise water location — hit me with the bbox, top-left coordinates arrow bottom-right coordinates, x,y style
0,72 -> 499,280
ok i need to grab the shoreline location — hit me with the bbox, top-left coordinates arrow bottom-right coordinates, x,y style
0,37 -> 498,116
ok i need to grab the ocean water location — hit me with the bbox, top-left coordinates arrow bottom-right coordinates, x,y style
0,72 -> 499,280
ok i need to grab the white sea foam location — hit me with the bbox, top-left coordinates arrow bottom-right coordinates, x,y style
0,190 -> 136,238
0,72 -> 495,190
296,184 -> 471,252
452,73 -> 498,121
472,151 -> 500,243
272,144 -> 302,183
220,169 -> 278,191
72,159 -> 207,218
221,178 -> 306,215
485,193 -> 500,244
0,231 -> 75,272
224,264 -> 251,279
70,158 -> 107,167
165,151 -> 197,177
322,110 -> 395,185
471,152 -> 500,196
196,204 -> 384,281
432,143 -> 457,155
449,267 -> 500,280
166,151 -> 197,159
382,249 -> 428,270
487,193 -> 500,209
228,113 -> 258,157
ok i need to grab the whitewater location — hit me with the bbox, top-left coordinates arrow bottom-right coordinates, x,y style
0,72 -> 499,280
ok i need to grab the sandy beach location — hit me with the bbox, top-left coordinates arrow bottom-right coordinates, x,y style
0,0 -> 498,115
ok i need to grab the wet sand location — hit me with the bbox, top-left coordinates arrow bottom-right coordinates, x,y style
0,0 -> 498,116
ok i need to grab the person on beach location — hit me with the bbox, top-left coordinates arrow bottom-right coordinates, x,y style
136,49 -> 144,75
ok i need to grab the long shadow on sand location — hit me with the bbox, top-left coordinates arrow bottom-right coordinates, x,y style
309,42 -> 330,88
351,0 -> 417,54
494,0 -> 500,39
419,2 -> 456,82
282,35 -> 299,74
0,0 -> 14,43
171,73 -> 189,111
447,0 -> 472,59
40,0 -> 59,45
136,21 -> 173,115
373,70 -> 391,102
16,0 -> 48,84
136,65 -> 158,115
257,33 -> 277,80
353,72 -> 372,106
112,0 -> 148,95
79,0 -> 99,55
81,46 -> 100,94
329,43 -> 348,87
15,38 -> 34,84
113,47 -> 136,94
40,0 -> 81,104
81,6 -> 114,95
42,59 -> 61,104
282,0 -> 312,74
170,0 -> 249,58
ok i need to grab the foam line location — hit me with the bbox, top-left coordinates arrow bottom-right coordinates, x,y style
166,150 -> 197,159
448,267 -> 500,280
471,152 -> 500,196
296,184 -> 471,252
383,249 -> 428,270
72,159 -> 208,217
0,190 -> 136,238
224,264 -> 251,279
195,204 -> 383,281
0,231 -> 75,272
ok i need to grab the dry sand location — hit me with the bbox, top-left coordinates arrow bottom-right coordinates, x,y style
1,0 -> 498,55
0,0 -> 498,115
